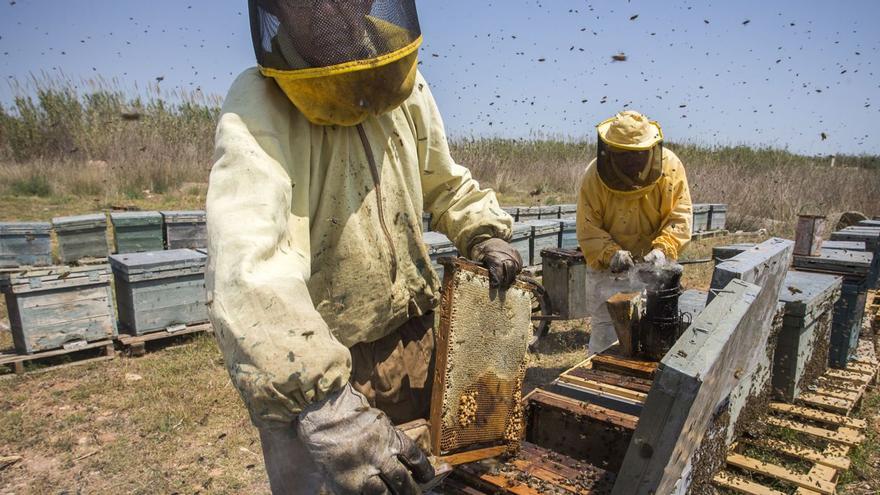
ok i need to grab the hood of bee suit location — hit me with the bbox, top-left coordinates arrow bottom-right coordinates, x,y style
249,0 -> 422,126
595,111 -> 665,193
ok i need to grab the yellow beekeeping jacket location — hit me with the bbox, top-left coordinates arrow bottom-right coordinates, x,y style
576,148 -> 692,270
206,68 -> 512,427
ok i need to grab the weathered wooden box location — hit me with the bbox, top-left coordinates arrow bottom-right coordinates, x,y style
772,270 -> 841,401
422,232 -> 458,280
711,243 -> 755,264
707,203 -> 728,230
822,240 -> 866,251
857,219 -> 880,228
679,288 -> 708,321
109,249 -> 208,335
831,226 -> 880,287
53,213 -> 109,264
0,222 -> 52,268
538,205 -> 560,220
110,212 -> 164,254
793,248 -> 872,368
161,210 -> 207,250
541,248 -> 589,320
559,219 -> 578,250
517,206 -> 541,222
691,204 -> 710,232
523,219 -> 561,266
0,265 -> 117,354
421,212 -> 432,232
560,204 -> 577,220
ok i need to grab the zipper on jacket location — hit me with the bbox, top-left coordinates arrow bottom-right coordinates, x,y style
356,123 -> 399,283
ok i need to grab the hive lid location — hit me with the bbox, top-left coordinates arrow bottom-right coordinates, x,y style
856,219 -> 880,228
708,203 -> 728,211
1,264 -> 111,293
422,231 -> 455,253
793,248 -> 873,277
110,211 -> 163,227
109,248 -> 206,275
692,204 -> 710,213
52,213 -> 107,230
831,229 -> 880,249
0,222 -> 52,234
521,219 -> 561,235
778,270 -> 842,318
160,210 -> 206,223
537,205 -> 560,215
821,240 -> 866,251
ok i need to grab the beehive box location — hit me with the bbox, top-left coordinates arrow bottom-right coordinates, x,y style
692,204 -> 710,232
507,223 -> 533,268
793,248 -> 872,367
822,240 -> 867,251
560,204 -> 577,220
109,249 -> 208,335
857,219 -> 880,228
501,206 -> 520,222
831,227 -> 880,287
523,219 -> 561,266
0,222 -> 52,268
537,205 -> 560,220
517,206 -> 541,222
711,243 -> 755,264
0,265 -> 117,354
161,210 -> 207,250
110,212 -> 164,254
430,258 -> 533,459
422,232 -> 458,280
772,270 -> 841,401
541,248 -> 589,320
679,289 -> 708,321
559,219 -> 578,249
53,213 -> 109,264
707,203 -> 728,230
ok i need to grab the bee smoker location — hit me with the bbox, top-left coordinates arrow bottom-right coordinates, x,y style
636,263 -> 685,361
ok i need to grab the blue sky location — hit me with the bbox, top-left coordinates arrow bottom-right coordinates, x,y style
1,0 -> 878,155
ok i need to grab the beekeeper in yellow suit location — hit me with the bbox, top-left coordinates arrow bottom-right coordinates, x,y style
205,1 -> 522,494
576,111 -> 692,354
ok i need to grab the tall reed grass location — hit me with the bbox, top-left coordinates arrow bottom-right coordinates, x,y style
1,77 -> 878,234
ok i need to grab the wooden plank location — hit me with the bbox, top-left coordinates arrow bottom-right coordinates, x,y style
116,323 -> 211,346
811,386 -> 860,402
590,353 -> 658,379
797,392 -> 852,414
766,416 -> 865,446
825,368 -> 872,384
713,471 -> 787,495
440,446 -> 508,466
557,374 -> 648,403
726,452 -> 835,494
527,388 -> 639,430
564,367 -> 654,394
0,339 -> 114,365
745,437 -> 850,470
769,402 -> 866,430
845,362 -> 877,376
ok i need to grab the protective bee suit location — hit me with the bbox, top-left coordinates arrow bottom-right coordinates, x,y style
576,111 -> 692,354
207,1 -> 521,493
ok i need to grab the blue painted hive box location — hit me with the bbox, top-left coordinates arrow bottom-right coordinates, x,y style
1,264 -> 117,354
691,204 -> 710,233
422,232 -> 458,280
0,222 -> 52,268
53,213 -> 109,264
109,249 -> 208,335
793,248 -> 872,368
559,219 -> 578,250
772,270 -> 842,401
523,219 -> 561,266
110,211 -> 164,254
161,210 -> 207,250
708,204 -> 728,230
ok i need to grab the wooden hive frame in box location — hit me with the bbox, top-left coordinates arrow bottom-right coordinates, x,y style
430,258 -> 535,464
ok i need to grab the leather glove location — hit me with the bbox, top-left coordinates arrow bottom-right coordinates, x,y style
643,248 -> 666,266
470,238 -> 523,289
297,384 -> 435,495
609,250 -> 635,273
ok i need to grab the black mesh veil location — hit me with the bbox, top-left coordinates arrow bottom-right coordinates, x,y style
249,0 -> 421,71
596,138 -> 664,191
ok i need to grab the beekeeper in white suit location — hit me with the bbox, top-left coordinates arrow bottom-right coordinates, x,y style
577,111 -> 693,355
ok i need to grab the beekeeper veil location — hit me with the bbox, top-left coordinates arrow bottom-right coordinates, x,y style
249,0 -> 422,126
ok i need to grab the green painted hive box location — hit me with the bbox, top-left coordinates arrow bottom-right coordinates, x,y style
53,213 -> 109,264
772,270 -> 841,401
109,249 -> 208,335
110,212 -> 164,254
0,222 -> 52,268
0,265 -> 117,354
161,210 -> 207,250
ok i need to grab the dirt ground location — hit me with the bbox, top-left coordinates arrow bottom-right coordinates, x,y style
1,233 -> 878,494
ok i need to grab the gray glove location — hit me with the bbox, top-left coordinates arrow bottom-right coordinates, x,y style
642,248 -> 666,266
471,238 -> 524,289
609,250 -> 635,273
297,383 -> 435,495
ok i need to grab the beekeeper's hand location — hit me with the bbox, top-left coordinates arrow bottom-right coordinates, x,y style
471,238 -> 523,289
643,248 -> 667,267
297,383 -> 435,495
609,250 -> 635,273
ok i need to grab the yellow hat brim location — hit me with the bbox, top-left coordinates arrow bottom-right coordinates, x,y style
596,117 -> 664,151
